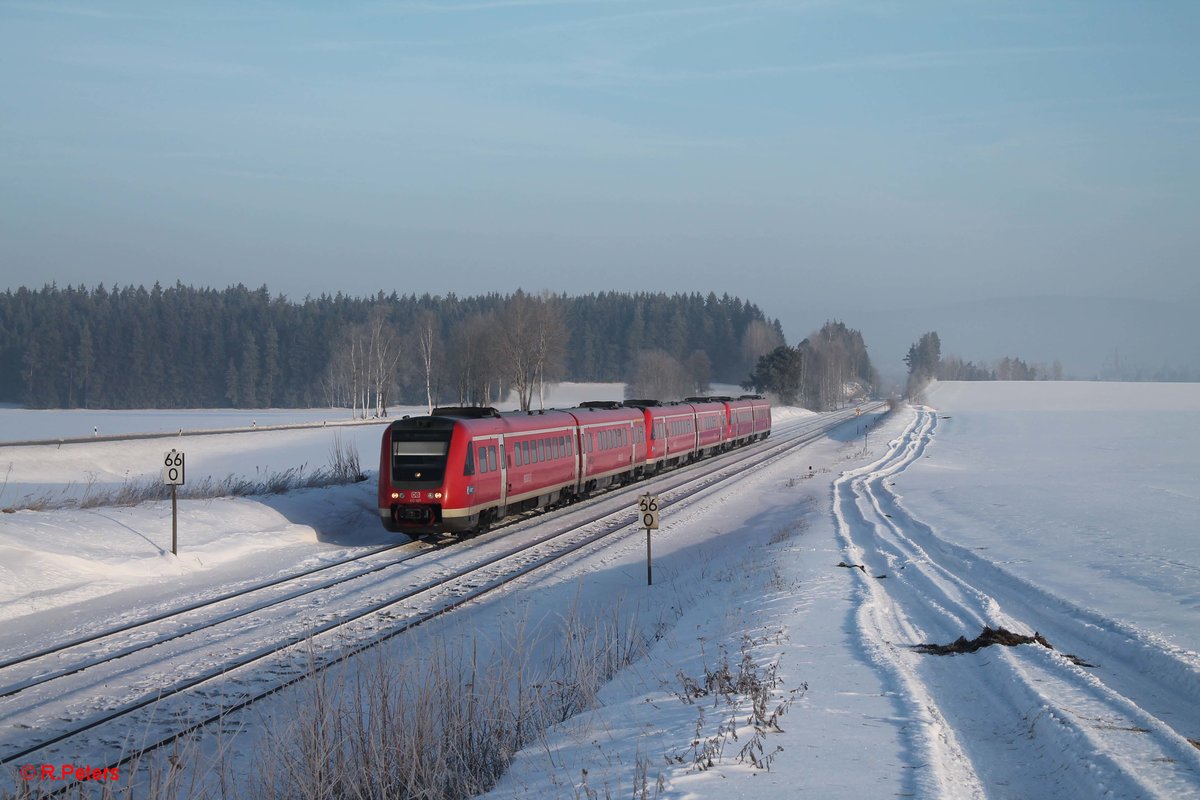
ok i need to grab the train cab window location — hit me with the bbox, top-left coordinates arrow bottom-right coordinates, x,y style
390,425 -> 453,482
463,443 -> 475,476
477,446 -> 489,474
487,446 -> 497,472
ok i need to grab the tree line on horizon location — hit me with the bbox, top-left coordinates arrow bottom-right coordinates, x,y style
0,283 -> 786,412
903,330 -> 1079,398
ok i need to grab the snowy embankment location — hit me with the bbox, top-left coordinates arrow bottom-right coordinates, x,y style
1,382 -> 1198,799
488,381 -> 1200,799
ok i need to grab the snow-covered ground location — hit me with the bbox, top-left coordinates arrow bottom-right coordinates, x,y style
1,381 -> 1198,798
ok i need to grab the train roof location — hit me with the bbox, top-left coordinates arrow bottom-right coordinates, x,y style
430,406 -> 502,418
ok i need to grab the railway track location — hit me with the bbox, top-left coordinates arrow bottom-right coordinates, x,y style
0,403 -> 883,793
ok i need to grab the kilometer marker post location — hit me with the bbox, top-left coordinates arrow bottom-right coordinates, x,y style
163,450 -> 186,555
638,494 -> 660,586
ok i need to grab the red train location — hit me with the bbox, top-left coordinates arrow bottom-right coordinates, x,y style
378,395 -> 770,536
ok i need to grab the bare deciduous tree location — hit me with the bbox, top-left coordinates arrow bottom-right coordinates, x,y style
625,349 -> 692,401
327,308 -> 403,418
740,319 -> 784,377
446,312 -> 504,406
415,310 -> 438,414
499,291 -> 567,411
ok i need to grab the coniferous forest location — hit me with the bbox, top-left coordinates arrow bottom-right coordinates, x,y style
0,283 -> 784,410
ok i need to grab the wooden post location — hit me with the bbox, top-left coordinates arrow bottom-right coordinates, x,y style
646,527 -> 652,586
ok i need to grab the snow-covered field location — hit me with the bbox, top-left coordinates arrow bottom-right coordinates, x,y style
1,381 -> 1198,799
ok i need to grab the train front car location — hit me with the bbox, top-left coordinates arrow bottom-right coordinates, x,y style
379,411 -> 465,535
380,407 -> 519,536
379,406 -> 586,536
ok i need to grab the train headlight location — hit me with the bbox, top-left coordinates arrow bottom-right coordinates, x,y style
390,491 -> 400,500
433,491 -> 443,500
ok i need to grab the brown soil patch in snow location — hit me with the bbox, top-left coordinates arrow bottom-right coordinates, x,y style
836,561 -> 888,579
912,625 -> 1097,667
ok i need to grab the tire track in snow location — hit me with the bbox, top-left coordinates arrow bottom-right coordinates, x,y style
834,408 -> 1200,799
833,409 -> 986,800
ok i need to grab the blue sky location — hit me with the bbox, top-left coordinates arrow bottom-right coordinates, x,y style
2,1 -> 1197,343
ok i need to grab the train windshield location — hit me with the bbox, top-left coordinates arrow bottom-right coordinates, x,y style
391,429 -> 452,482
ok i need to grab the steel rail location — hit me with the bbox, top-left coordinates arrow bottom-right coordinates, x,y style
0,541 -> 415,674
0,403 -> 876,686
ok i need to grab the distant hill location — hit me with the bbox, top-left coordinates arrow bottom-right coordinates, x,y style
848,296 -> 1200,383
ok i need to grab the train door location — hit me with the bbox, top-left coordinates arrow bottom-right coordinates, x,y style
576,427 -> 589,491
573,429 -> 584,492
498,435 -> 508,509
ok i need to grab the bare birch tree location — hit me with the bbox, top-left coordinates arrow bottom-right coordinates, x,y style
328,310 -> 403,418
367,308 -> 403,417
415,310 -> 438,413
498,291 -> 566,411
625,349 -> 692,401
448,312 -> 501,406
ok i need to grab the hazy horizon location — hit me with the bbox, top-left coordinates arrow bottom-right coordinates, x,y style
3,1 -> 1197,360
